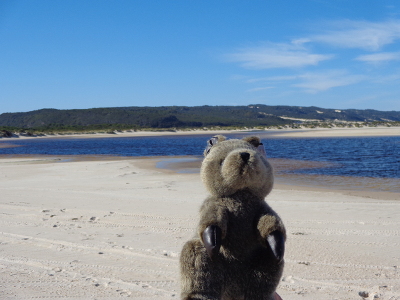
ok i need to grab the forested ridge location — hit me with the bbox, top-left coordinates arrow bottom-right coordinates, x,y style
1,105 -> 400,132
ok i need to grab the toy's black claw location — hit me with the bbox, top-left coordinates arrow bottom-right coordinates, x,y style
267,230 -> 285,262
202,225 -> 222,259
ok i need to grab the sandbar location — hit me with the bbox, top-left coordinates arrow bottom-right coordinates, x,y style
0,155 -> 399,299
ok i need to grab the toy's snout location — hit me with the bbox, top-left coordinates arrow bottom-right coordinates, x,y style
222,149 -> 259,179
240,152 -> 250,162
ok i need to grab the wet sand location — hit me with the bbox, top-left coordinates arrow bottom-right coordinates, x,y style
0,155 -> 399,299
0,143 -> 22,149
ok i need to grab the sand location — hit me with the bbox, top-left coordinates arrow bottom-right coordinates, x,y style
0,128 -> 399,299
268,126 -> 400,138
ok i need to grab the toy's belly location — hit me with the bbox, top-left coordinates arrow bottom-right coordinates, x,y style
222,214 -> 261,258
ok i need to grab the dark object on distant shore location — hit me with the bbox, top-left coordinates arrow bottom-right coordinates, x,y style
18,131 -> 34,137
1,130 -> 13,137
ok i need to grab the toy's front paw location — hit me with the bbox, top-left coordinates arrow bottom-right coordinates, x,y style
267,230 -> 285,262
202,225 -> 222,259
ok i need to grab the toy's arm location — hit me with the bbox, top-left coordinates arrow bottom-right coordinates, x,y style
198,200 -> 228,259
257,214 -> 286,262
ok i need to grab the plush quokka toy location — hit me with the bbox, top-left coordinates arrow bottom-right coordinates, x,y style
180,135 -> 286,300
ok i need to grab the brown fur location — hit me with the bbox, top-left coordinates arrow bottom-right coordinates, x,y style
180,136 -> 286,300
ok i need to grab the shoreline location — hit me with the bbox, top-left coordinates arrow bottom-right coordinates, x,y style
1,154 -> 399,200
1,125 -> 400,142
1,127 -> 399,198
152,156 -> 400,200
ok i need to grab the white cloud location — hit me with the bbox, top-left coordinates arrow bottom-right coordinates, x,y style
226,42 -> 333,69
225,19 -> 400,100
311,20 -> 400,51
246,75 -> 297,83
291,38 -> 311,46
246,70 -> 367,94
246,86 -> 274,92
293,70 -> 367,93
371,73 -> 400,83
355,52 -> 400,63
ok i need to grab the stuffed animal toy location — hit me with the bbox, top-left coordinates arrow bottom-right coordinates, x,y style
180,135 -> 286,300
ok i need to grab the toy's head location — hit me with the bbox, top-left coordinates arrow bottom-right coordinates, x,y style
200,135 -> 273,198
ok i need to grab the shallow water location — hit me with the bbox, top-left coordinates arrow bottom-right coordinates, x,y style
0,133 -> 399,180
153,156 -> 400,195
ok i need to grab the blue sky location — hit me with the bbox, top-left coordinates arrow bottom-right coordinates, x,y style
1,0 -> 400,114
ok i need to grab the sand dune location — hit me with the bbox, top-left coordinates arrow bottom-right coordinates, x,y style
0,155 -> 399,299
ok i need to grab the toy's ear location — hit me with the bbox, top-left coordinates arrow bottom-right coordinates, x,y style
242,136 -> 261,147
204,135 -> 226,156
243,136 -> 267,158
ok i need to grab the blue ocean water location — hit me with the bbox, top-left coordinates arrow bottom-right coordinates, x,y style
0,133 -> 399,179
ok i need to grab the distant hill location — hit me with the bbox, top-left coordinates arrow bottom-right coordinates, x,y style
1,105 -> 400,131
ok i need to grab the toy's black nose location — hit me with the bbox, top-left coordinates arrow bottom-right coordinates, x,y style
240,152 -> 250,162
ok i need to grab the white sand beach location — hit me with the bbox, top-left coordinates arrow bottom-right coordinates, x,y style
2,125 -> 400,142
0,128 -> 399,299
